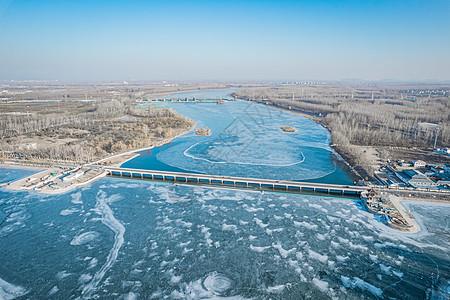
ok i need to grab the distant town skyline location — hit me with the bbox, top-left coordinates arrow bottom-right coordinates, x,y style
1,0 -> 449,81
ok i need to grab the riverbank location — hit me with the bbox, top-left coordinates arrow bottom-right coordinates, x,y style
1,113 -> 196,194
150,86 -> 244,99
90,120 -> 196,167
388,195 -> 420,233
360,190 -> 420,232
5,166 -> 106,194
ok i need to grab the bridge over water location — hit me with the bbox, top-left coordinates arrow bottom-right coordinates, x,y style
105,167 -> 368,196
145,97 -> 230,103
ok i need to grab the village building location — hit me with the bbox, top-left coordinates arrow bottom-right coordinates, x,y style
396,169 -> 436,188
412,160 -> 427,168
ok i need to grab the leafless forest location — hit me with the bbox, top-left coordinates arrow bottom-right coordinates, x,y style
0,82 -> 219,163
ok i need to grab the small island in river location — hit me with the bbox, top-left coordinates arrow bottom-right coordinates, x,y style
280,126 -> 296,133
195,127 -> 212,136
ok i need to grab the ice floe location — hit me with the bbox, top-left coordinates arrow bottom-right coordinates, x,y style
340,275 -> 383,297
250,245 -> 271,252
308,249 -> 328,263
272,242 -> 296,258
312,277 -> 329,292
0,277 -> 28,300
70,231 -> 100,245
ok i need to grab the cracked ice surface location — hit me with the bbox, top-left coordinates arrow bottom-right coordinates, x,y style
1,177 -> 449,299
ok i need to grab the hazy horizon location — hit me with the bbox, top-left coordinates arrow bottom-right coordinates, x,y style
1,0 -> 449,81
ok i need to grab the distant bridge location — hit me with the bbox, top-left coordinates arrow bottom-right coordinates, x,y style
104,167 -> 368,196
145,97 -> 230,103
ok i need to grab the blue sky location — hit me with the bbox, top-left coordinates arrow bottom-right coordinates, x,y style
1,0 -> 449,81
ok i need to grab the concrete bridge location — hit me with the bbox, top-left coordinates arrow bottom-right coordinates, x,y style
104,167 -> 368,196
147,97 -> 229,103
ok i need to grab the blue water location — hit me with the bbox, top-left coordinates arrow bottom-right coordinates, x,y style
0,170 -> 449,299
123,100 -> 355,184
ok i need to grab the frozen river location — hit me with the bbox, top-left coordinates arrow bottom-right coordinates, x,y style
124,98 -> 355,184
0,167 -> 449,299
0,90 -> 449,299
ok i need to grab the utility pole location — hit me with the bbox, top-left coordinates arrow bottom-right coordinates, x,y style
434,126 -> 439,149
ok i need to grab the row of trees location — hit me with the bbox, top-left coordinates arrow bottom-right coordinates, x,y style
0,100 -> 128,138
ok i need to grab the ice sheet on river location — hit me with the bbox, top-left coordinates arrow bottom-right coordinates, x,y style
126,102 -> 339,181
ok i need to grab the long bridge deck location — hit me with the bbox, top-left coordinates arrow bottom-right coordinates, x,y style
105,167 -> 368,196
146,97 -> 230,103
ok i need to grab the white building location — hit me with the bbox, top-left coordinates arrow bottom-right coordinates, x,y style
413,160 -> 427,168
